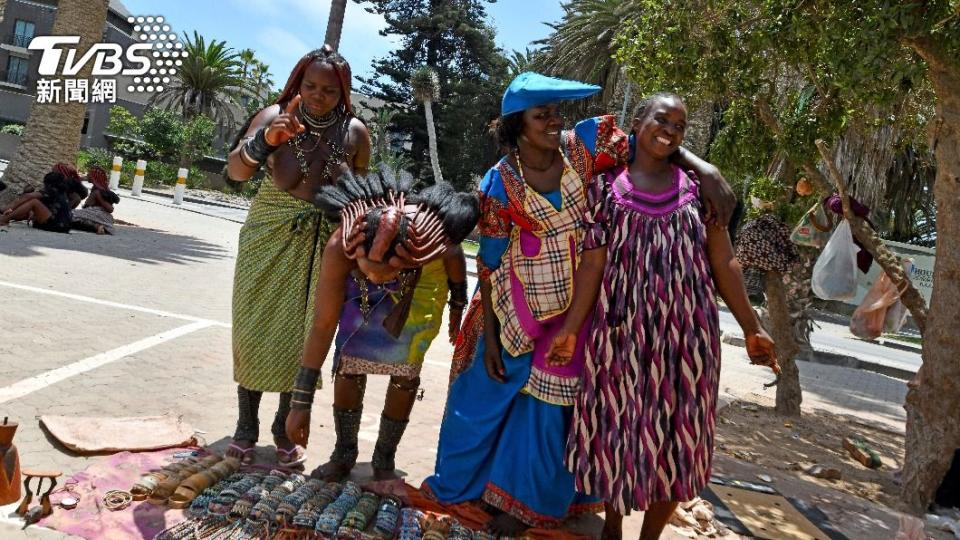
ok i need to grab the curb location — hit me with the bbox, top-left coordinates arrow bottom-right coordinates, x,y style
720,333 -> 915,381
140,188 -> 251,211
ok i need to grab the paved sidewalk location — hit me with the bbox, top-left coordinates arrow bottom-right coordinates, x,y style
0,194 -> 912,539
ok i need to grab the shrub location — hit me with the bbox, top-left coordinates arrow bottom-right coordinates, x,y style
0,124 -> 24,136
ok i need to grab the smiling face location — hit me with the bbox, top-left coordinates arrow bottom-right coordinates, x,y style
298,61 -> 343,116
519,103 -> 564,150
632,95 -> 687,161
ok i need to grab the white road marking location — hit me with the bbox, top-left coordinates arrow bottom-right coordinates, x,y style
0,280 -> 230,327
0,321 -> 213,403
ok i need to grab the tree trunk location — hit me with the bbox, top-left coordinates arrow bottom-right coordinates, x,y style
324,0 -> 348,51
766,271 -> 802,416
424,100 -> 443,183
0,0 -> 109,206
618,80 -> 632,126
900,38 -> 960,514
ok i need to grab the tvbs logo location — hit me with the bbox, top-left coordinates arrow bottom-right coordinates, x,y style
26,15 -> 182,104
29,36 -> 152,76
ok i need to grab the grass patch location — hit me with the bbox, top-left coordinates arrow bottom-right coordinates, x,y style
883,333 -> 922,345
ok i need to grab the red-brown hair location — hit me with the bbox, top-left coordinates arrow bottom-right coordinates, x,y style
276,44 -> 353,114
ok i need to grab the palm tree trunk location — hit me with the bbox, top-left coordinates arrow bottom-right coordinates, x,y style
324,0 -> 348,50
900,36 -> 960,514
0,0 -> 110,206
423,100 -> 442,183
619,80 -> 633,126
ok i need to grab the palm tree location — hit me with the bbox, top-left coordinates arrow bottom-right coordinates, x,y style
411,67 -> 443,183
150,31 -> 242,126
0,0 -> 110,205
150,31 -> 242,168
324,0 -> 348,50
507,48 -> 539,78
238,48 -> 256,81
251,60 -> 274,98
535,0 -> 632,116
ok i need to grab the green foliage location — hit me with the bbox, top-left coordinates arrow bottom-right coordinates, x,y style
1,124 -> 24,135
534,0 -> 634,115
611,0 -> 953,231
77,147 -> 113,171
357,0 -> 509,190
77,148 -> 205,189
149,31 -> 242,127
180,115 -> 216,164
139,108 -> 182,160
106,107 -> 140,138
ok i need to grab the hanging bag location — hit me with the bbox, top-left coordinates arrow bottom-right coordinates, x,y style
812,220 -> 859,301
791,203 -> 835,248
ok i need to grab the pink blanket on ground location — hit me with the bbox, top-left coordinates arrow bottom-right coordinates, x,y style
37,448 -> 197,540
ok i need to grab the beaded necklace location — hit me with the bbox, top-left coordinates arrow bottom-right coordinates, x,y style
354,270 -> 415,320
287,102 -> 350,184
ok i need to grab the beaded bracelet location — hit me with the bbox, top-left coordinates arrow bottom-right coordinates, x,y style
398,508 -> 425,540
448,521 -> 473,540
447,279 -> 468,310
373,497 -> 402,536
241,127 -> 278,165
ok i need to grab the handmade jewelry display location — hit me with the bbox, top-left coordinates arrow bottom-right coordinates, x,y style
155,468 -> 495,540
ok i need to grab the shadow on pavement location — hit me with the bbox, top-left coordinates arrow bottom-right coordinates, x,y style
0,222 -> 230,265
795,360 -> 908,429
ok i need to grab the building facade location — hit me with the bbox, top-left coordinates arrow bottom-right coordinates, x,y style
0,0 -> 149,154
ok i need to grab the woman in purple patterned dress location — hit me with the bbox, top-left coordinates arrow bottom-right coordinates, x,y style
565,93 -> 781,540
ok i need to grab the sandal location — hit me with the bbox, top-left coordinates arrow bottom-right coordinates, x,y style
227,443 -> 256,466
276,445 -> 307,467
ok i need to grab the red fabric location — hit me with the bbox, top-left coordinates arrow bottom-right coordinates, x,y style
413,482 -> 592,539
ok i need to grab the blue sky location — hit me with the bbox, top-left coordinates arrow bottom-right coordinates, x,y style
120,0 -> 565,90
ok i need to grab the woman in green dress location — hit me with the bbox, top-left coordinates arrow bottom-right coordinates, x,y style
224,45 -> 371,466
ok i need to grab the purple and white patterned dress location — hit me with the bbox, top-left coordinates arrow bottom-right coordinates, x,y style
566,165 -> 722,513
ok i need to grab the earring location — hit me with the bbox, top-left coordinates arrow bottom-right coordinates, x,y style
628,132 -> 636,164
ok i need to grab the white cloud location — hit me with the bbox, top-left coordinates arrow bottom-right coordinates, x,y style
258,26 -> 312,68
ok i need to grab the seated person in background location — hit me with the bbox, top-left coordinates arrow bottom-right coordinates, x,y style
53,162 -> 89,209
72,166 -> 119,235
0,171 -> 73,233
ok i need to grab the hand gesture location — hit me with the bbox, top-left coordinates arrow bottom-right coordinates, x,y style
285,408 -> 311,447
448,307 -> 464,345
265,95 -> 305,146
546,331 -> 577,367
745,328 -> 780,375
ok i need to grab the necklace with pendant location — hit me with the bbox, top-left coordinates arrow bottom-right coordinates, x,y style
287,115 -> 350,183
516,148 -> 558,176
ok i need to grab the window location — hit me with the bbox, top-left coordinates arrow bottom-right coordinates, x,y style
81,112 -> 90,134
13,20 -> 36,48
6,56 -> 28,86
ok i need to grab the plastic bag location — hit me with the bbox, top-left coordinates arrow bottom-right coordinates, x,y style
883,259 -> 915,334
850,270 -> 900,339
812,220 -> 859,301
791,203 -> 835,248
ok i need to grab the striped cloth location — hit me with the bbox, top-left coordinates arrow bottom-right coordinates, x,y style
566,166 -> 722,513
232,179 -> 332,392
